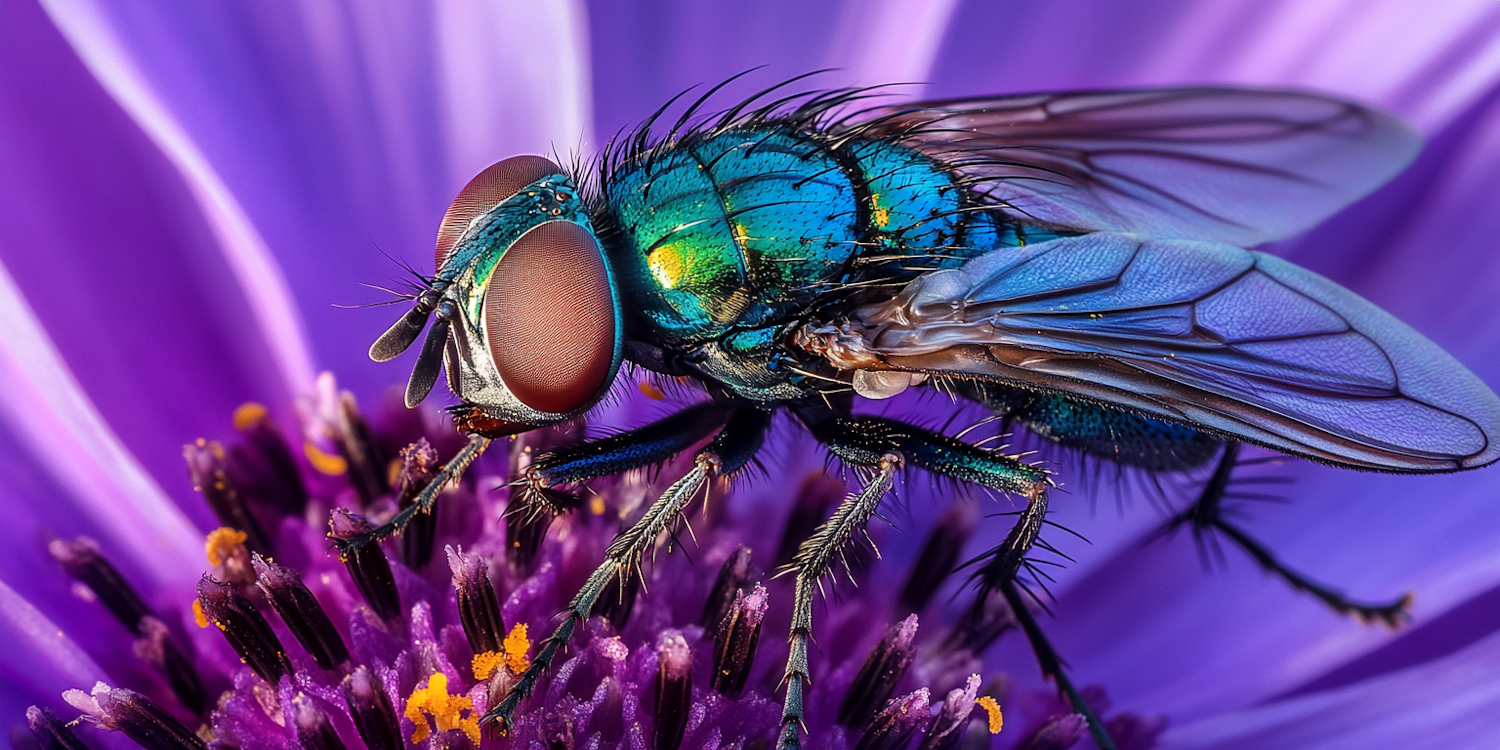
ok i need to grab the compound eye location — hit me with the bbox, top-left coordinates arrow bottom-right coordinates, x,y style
483,222 -> 617,414
435,155 -> 560,271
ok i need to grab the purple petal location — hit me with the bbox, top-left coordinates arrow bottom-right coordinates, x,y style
0,263 -> 202,594
40,0 -> 592,398
1159,628 -> 1500,750
0,581 -> 108,725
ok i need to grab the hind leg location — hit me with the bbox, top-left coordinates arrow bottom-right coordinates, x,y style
1165,442 -> 1412,627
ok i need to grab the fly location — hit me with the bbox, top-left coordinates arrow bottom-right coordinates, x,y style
337,80 -> 1500,749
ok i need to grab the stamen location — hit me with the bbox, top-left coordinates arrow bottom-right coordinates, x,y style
916,674 -> 980,750
976,696 -> 1003,735
328,510 -> 403,622
228,403 -> 309,515
1018,714 -> 1086,750
64,682 -> 206,750
839,614 -> 919,730
854,689 -> 929,750
335,391 -> 390,505
204,527 -> 254,586
26,706 -> 88,750
396,439 -> 441,569
699,546 -> 753,628
292,694 -> 348,750
133,617 -> 209,717
343,666 -> 402,750
184,439 -> 273,554
403,673 -> 480,745
49,538 -> 207,715
710,583 -> 768,698
195,574 -> 291,684
898,503 -> 974,615
446,546 -> 504,656
49,537 -> 151,632
653,633 -> 692,750
774,472 -> 846,566
503,624 -> 532,675
253,554 -> 349,669
472,651 -> 504,681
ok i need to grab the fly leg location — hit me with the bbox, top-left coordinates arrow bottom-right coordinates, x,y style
482,408 -> 769,731
328,402 -> 728,554
778,456 -> 899,750
330,434 -> 492,553
1167,442 -> 1412,627
777,413 -> 1079,749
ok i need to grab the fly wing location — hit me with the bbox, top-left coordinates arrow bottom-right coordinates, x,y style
799,233 -> 1500,472
848,88 -> 1420,246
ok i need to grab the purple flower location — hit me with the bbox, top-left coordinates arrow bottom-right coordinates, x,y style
4,2 -> 1500,749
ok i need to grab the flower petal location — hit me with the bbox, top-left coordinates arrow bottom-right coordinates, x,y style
0,580 -> 108,725
1158,626 -> 1500,750
0,262 -> 201,593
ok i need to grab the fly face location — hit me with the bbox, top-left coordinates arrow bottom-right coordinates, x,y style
370,156 -> 623,435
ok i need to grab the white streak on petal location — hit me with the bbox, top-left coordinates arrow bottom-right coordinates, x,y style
0,263 -> 200,589
0,568 -> 108,703
39,0 -> 316,396
826,0 -> 961,93
435,0 -> 593,188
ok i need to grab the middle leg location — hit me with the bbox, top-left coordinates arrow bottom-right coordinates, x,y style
777,413 -> 1056,749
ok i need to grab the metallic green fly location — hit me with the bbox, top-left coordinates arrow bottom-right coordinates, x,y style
344,80 -> 1500,749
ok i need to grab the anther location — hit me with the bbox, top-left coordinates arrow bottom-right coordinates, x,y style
396,439 -> 442,569
133,617 -> 209,717
446,546 -> 505,656
204,527 -> 254,586
839,614 -> 919,730
898,503 -> 974,615
64,682 -> 206,750
50,538 -> 209,715
775,472 -> 846,566
700,546 -> 753,628
916,674 -> 981,750
184,439 -> 273,554
854,688 -> 929,750
26,706 -> 89,750
710,583 -> 768,698
227,403 -> 309,515
253,554 -> 349,669
292,694 -> 348,750
328,510 -> 403,623
343,666 -> 402,750
653,633 -> 693,750
404,673 -> 480,745
49,537 -> 151,632
335,391 -> 390,506
195,574 -> 291,684
1017,714 -> 1086,750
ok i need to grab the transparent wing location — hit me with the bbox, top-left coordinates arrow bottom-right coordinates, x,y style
849,87 -> 1420,246
799,233 -> 1500,472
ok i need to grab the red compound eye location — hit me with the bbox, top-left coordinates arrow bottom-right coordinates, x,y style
435,155 -> 560,271
483,221 -> 617,414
